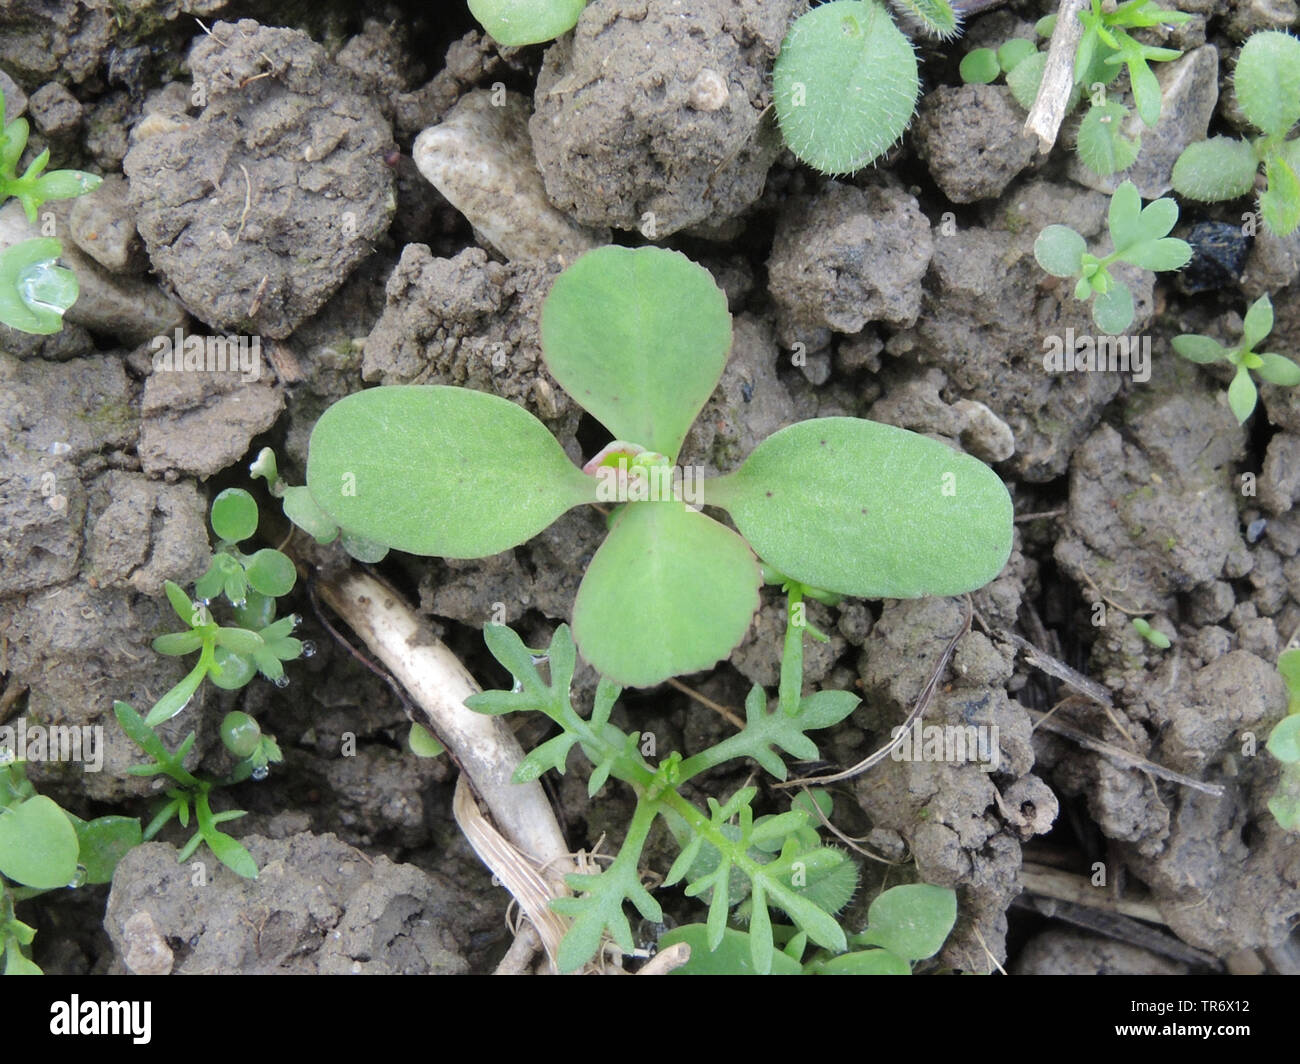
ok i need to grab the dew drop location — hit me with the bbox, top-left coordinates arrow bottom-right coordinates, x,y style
231,598 -> 247,608
510,678 -> 524,694
273,675 -> 290,689
290,613 -> 303,627
66,865 -> 87,889
251,764 -> 269,781
18,260 -> 76,316
530,653 -> 549,666
200,598 -> 211,607
300,640 -> 316,658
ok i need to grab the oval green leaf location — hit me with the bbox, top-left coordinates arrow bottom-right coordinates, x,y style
210,488 -> 259,543
573,501 -> 761,687
307,385 -> 598,558
1034,225 -> 1087,278
74,816 -> 142,884
467,0 -> 586,46
0,795 -> 80,889
860,883 -> 957,961
1267,715 -> 1300,763
540,246 -> 731,462
1171,137 -> 1260,202
772,0 -> 919,175
244,549 -> 296,598
1235,31 -> 1300,138
659,925 -> 803,975
707,418 -> 1013,600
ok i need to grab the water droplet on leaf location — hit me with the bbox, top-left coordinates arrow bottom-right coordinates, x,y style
251,764 -> 269,781
18,259 -> 77,316
300,640 -> 316,658
273,675 -> 290,689
67,865 -> 87,888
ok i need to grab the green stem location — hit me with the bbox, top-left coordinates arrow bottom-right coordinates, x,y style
779,584 -> 805,717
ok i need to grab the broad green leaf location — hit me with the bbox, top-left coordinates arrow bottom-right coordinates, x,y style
816,948 -> 912,974
1093,282 -> 1135,334
1034,225 -> 1087,277
1117,236 -> 1192,271
74,816 -> 142,884
1268,715 -> 1300,763
0,237 -> 77,334
1128,195 -> 1180,246
1171,137 -> 1260,201
997,38 -> 1038,72
408,723 -> 445,758
1269,790 -> 1300,830
306,385 -> 597,558
1261,151 -> 1300,237
205,830 -> 258,879
772,0 -> 919,174
859,883 -> 957,961
1076,101 -> 1140,176
1257,353 -> 1300,387
208,646 -> 257,690
210,488 -> 258,542
0,795 -> 79,889
572,501 -> 761,687
660,925 -> 803,975
959,48 -> 999,84
707,418 -> 1012,600
281,485 -> 339,544
212,627 -> 264,655
1228,365 -> 1258,423
1235,31 -> 1300,137
244,549 -> 295,598
1172,335 -> 1227,364
540,246 -> 731,461
1006,49 -> 1047,110
467,0 -> 586,46
1242,295 -> 1274,351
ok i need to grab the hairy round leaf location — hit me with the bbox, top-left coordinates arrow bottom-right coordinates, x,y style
1234,31 -> 1300,137
707,418 -> 1013,600
860,883 -> 957,961
541,246 -> 731,461
773,0 -> 919,175
1034,225 -> 1087,277
1076,101 -> 1141,176
1261,150 -> 1300,237
307,385 -> 597,558
1093,282 -> 1135,334
1005,49 -> 1047,110
572,501 -> 761,687
1171,137 -> 1260,202
244,549 -> 296,598
1267,715 -> 1300,763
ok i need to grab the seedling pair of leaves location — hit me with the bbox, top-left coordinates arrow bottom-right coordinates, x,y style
0,89 -> 100,334
1035,180 -> 1191,334
306,244 -> 1012,689
148,489 -> 303,725
1172,294 -> 1300,423
466,0 -> 586,46
114,701 -> 269,879
965,2 -> 1192,177
465,584 -> 867,974
1266,649 -> 1300,831
661,881 -> 958,974
0,759 -> 141,974
1173,32 -> 1300,237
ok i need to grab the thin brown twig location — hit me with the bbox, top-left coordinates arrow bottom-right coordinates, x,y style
667,677 -> 745,730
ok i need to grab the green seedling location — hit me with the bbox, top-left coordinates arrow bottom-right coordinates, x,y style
772,0 -> 924,175
0,758 -> 141,974
467,0 -> 586,46
145,489 -> 305,726
115,701 -> 278,879
306,245 -> 1013,689
1130,616 -> 1172,648
662,881 -> 958,974
1172,294 -> 1300,423
977,2 -> 1191,177
1035,180 -> 1192,334
0,88 -> 100,334
1173,32 -> 1300,236
1267,648 -> 1300,831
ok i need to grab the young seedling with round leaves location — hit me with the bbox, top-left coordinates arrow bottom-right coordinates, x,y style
306,245 -> 1014,689
0,89 -> 100,335
772,0 -> 921,175
1172,294 -> 1300,423
1131,615 -> 1172,649
1172,32 -> 1300,237
1034,180 -> 1192,334
1267,649 -> 1300,831
0,757 -> 141,974
960,38 -> 1038,86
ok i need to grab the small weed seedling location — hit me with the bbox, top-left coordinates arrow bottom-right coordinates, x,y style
145,488 -> 303,726
113,702 -> 279,880
1172,32 -> 1300,237
1267,649 -> 1300,831
965,2 -> 1192,176
1131,616 -> 1172,649
1035,180 -> 1191,333
466,0 -> 587,46
661,881 -> 958,974
0,758 -> 141,974
772,0 -> 930,175
306,245 -> 1013,688
0,88 -> 100,334
1172,294 -> 1300,423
